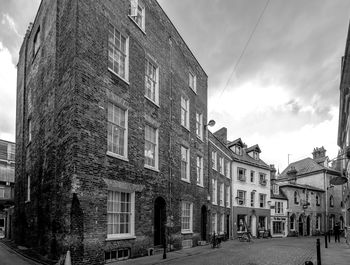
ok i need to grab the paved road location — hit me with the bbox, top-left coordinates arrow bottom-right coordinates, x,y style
161,237 -> 317,265
0,243 -> 39,265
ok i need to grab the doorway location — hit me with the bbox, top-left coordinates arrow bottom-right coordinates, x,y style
226,215 -> 230,238
299,215 -> 304,236
201,205 -> 207,241
154,197 -> 166,246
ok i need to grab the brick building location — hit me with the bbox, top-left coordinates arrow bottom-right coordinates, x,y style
277,147 -> 343,236
228,138 -> 271,238
208,128 -> 232,239
15,0 -> 208,263
0,139 -> 15,238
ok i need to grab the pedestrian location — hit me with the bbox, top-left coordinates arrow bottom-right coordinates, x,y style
334,222 -> 340,243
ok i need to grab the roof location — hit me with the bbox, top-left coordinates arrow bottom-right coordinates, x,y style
279,183 -> 325,192
246,144 -> 261,153
230,146 -> 270,170
279,158 -> 327,178
271,189 -> 288,200
227,138 -> 243,147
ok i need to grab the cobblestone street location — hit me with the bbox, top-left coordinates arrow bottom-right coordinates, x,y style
119,237 -> 350,265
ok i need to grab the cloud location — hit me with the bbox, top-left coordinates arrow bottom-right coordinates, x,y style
0,43 -> 17,142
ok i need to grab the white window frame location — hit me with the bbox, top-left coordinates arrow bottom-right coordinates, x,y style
238,167 -> 246,181
225,161 -> 230,178
316,215 -> 321,230
180,96 -> 190,129
259,193 -> 266,208
196,155 -> 203,187
275,201 -> 283,214
108,25 -> 129,82
212,179 -> 217,205
219,183 -> 224,206
250,192 -> 255,207
220,214 -> 224,234
145,57 -> 159,105
226,186 -> 230,208
144,124 -> 158,170
107,103 -> 128,160
33,27 -> 41,57
212,151 -> 217,170
189,71 -> 197,93
250,170 -> 255,182
237,190 -> 246,206
212,213 -> 217,234
181,201 -> 193,233
219,157 -> 224,175
28,119 -> 32,143
107,190 -> 135,239
181,146 -> 190,182
195,112 -> 203,140
129,0 -> 145,31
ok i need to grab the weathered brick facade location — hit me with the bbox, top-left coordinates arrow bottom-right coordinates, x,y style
15,0 -> 208,264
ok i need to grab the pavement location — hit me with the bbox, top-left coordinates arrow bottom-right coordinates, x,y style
0,241 -> 42,265
116,237 -> 350,265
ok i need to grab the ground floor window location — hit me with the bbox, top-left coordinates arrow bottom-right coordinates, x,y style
290,215 -> 295,230
258,216 -> 266,230
181,201 -> 193,233
107,190 -> 135,238
212,213 -> 217,234
273,221 -> 284,234
316,216 -> 321,230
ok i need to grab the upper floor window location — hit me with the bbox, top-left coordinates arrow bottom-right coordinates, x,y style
196,156 -> 203,187
129,0 -> 145,30
316,195 -> 320,206
144,124 -> 158,169
219,183 -> 224,206
237,190 -> 246,205
225,161 -> 230,178
181,146 -> 190,182
219,157 -> 224,175
250,192 -> 255,207
275,202 -> 283,214
259,173 -> 266,185
195,113 -> 203,140
108,25 -> 129,81
33,27 -> 41,57
294,191 -> 299,204
0,187 -> 4,198
212,179 -> 217,205
26,175 -> 31,202
330,195 -> 334,207
226,186 -> 230,207
28,119 -> 32,143
180,96 -> 189,129
212,151 -> 217,170
234,145 -> 243,155
189,72 -> 197,93
273,184 -> 279,195
250,170 -> 255,182
237,167 -> 246,182
107,190 -> 135,238
107,103 -> 128,159
145,58 -> 159,104
259,193 -> 266,208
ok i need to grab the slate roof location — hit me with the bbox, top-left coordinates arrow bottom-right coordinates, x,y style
279,158 -> 325,178
246,144 -> 261,153
227,138 -> 243,147
230,146 -> 270,170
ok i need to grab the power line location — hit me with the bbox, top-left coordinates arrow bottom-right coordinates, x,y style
220,0 -> 271,97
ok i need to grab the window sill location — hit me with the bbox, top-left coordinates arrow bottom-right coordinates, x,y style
181,125 -> 190,132
212,202 -> 217,206
144,165 -> 159,172
108,68 -> 130,86
144,96 -> 160,108
189,86 -> 197,94
106,235 -> 136,241
196,135 -> 203,142
25,200 -> 30,204
196,183 -> 204,188
128,16 -> 146,35
181,178 -> 190,184
106,151 -> 129,162
181,231 -> 193,235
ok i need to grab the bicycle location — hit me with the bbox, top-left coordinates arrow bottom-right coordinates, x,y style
238,231 -> 253,242
210,232 -> 222,248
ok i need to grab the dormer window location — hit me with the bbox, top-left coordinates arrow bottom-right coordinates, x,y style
253,151 -> 259,160
234,145 -> 242,155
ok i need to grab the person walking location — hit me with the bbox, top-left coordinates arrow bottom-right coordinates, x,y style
334,222 -> 340,243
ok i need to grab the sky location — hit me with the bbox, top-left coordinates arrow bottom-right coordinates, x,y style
1,0 -> 350,171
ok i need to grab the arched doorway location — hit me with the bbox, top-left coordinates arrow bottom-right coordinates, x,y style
299,215 -> 304,236
201,205 -> 207,241
306,216 -> 311,236
154,197 -> 166,246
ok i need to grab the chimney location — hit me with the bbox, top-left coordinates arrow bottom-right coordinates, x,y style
270,164 -> 276,183
213,127 -> 227,144
312,146 -> 326,160
287,166 -> 297,184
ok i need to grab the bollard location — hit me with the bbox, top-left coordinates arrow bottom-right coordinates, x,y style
64,250 -> 72,265
316,239 -> 321,265
324,233 -> 328,248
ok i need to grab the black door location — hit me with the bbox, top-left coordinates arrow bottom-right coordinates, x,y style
306,216 -> 310,236
201,205 -> 207,241
299,216 -> 303,236
154,197 -> 166,246
226,215 -> 230,238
